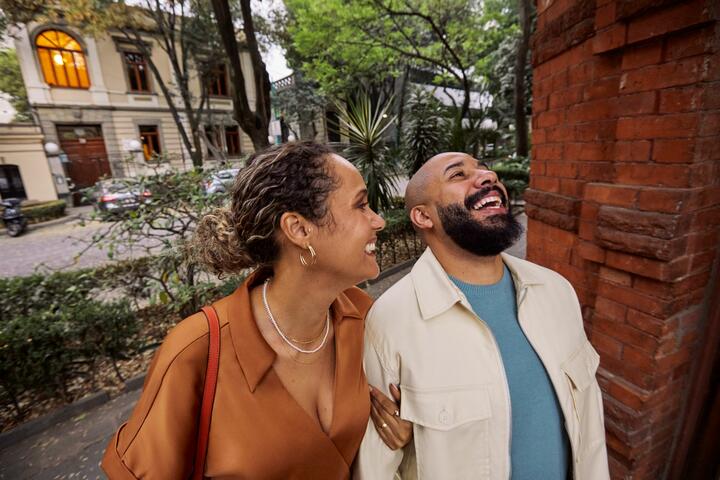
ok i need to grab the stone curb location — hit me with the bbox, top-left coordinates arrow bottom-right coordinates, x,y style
0,389 -> 109,450
0,213 -> 81,237
0,372 -> 147,450
0,259 -> 418,449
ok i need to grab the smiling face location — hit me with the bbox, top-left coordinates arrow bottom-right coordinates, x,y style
407,152 -> 523,257
310,154 -> 386,284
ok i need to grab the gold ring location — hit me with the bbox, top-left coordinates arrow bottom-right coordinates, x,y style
381,422 -> 388,429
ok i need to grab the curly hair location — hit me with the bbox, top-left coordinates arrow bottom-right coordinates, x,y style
191,141 -> 339,275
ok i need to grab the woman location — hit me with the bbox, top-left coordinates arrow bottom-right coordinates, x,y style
102,142 -> 410,479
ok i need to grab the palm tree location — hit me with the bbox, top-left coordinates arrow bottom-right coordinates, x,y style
334,94 -> 399,212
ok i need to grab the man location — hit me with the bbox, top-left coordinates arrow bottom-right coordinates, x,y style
355,153 -> 609,479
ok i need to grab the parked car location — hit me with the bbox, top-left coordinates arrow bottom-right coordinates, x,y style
90,179 -> 152,216
204,168 -> 240,195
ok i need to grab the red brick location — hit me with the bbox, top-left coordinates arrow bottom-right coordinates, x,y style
698,112 -> 720,137
567,98 -> 617,123
549,85 -> 584,109
621,40 -> 663,70
580,202 -> 598,222
534,144 -> 564,161
545,161 -> 577,178
664,24 -> 715,61
537,110 -> 565,128
597,280 -> 671,318
576,120 -> 617,141
578,162 -> 613,181
659,87 -> 704,113
614,141 -> 652,162
534,95 -> 549,114
627,309 -> 675,338
591,329 -> 623,359
530,175 -> 560,193
547,125 -> 575,142
652,139 -> 694,164
622,346 -> 656,372
593,52 -> 623,80
687,229 -> 720,254
551,69 -> 569,91
614,164 -> 690,188
689,162 -> 720,187
616,113 -> 699,139
584,76 -> 621,101
568,61 -> 593,85
619,57 -> 706,93
599,266 -> 632,286
594,23 -> 627,54
595,1 -> 616,29
584,182 -> 638,207
605,251 -> 690,282
577,240 -> 606,263
596,295 -> 628,320
532,128 -> 547,145
615,91 -> 657,116
626,0 -> 713,44
596,228 -> 686,262
560,178 -> 584,197
695,136 -> 720,162
637,188 -> 692,213
607,378 -> 651,411
598,206 -> 686,240
595,309 -> 661,351
565,142 -> 613,162
689,250 -> 717,273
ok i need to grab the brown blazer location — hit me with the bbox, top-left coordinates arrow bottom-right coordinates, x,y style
102,272 -> 373,479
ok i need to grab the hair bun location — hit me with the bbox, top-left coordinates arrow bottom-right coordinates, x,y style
191,207 -> 253,275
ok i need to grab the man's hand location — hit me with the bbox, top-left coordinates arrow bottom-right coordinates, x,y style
370,384 -> 413,450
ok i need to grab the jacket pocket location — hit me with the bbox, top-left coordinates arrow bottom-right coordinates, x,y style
561,340 -> 605,464
401,385 -> 492,479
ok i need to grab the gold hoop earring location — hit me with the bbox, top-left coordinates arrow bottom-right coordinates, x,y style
300,244 -> 317,267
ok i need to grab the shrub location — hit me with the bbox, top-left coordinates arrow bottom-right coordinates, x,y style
21,200 -> 66,223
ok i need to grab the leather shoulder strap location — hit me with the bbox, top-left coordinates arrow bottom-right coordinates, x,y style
193,306 -> 221,480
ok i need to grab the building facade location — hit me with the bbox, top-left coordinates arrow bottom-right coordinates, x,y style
13,22 -> 257,195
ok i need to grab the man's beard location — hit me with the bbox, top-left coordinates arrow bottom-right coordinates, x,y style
437,189 -> 523,257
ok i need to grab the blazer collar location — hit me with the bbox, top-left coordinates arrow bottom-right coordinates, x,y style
227,270 -> 362,392
410,247 -> 544,321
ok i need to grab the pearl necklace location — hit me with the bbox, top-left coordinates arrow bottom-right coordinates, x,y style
262,278 -> 330,354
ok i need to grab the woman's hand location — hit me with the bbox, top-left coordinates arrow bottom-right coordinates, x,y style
370,384 -> 413,450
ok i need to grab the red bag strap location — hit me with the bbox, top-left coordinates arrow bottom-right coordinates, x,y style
193,306 -> 221,480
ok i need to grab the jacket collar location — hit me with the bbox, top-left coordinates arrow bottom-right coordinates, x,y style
410,247 -> 544,321
227,270 -> 362,392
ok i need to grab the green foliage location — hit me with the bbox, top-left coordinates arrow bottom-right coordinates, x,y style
20,200 -> 67,223
402,87 -> 443,175
491,156 -> 529,202
0,298 -> 138,411
334,94 -> 400,212
0,49 -> 31,122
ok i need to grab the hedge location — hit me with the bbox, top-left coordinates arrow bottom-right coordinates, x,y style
0,200 -> 67,225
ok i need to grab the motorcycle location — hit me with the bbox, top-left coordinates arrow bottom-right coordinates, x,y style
1,198 -> 28,237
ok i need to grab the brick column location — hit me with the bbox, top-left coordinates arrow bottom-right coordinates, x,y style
526,0 -> 719,478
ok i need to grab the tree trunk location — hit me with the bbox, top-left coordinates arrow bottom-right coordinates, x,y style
514,0 -> 532,157
395,65 -> 410,146
210,0 -> 271,151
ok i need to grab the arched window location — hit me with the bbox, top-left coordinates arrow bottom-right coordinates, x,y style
36,30 -> 90,89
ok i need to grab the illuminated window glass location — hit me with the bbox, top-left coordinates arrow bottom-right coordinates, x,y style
36,30 -> 90,89
139,125 -> 161,161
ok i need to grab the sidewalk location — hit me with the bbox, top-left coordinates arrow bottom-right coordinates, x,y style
0,214 -> 527,479
0,205 -> 93,237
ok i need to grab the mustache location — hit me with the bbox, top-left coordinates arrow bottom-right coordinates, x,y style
464,186 -> 507,210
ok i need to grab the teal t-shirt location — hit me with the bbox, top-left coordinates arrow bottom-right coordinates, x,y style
451,265 -> 569,479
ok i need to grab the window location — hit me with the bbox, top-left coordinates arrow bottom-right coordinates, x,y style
36,30 -> 90,89
225,127 -> 241,156
124,52 -> 151,93
207,64 -> 229,97
139,126 -> 161,161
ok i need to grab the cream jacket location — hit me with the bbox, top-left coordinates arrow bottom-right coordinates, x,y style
355,248 -> 610,480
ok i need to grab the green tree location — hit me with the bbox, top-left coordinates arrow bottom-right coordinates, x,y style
272,73 -> 326,140
0,49 -> 31,122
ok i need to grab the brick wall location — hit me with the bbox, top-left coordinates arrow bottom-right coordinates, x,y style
526,0 -> 719,478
